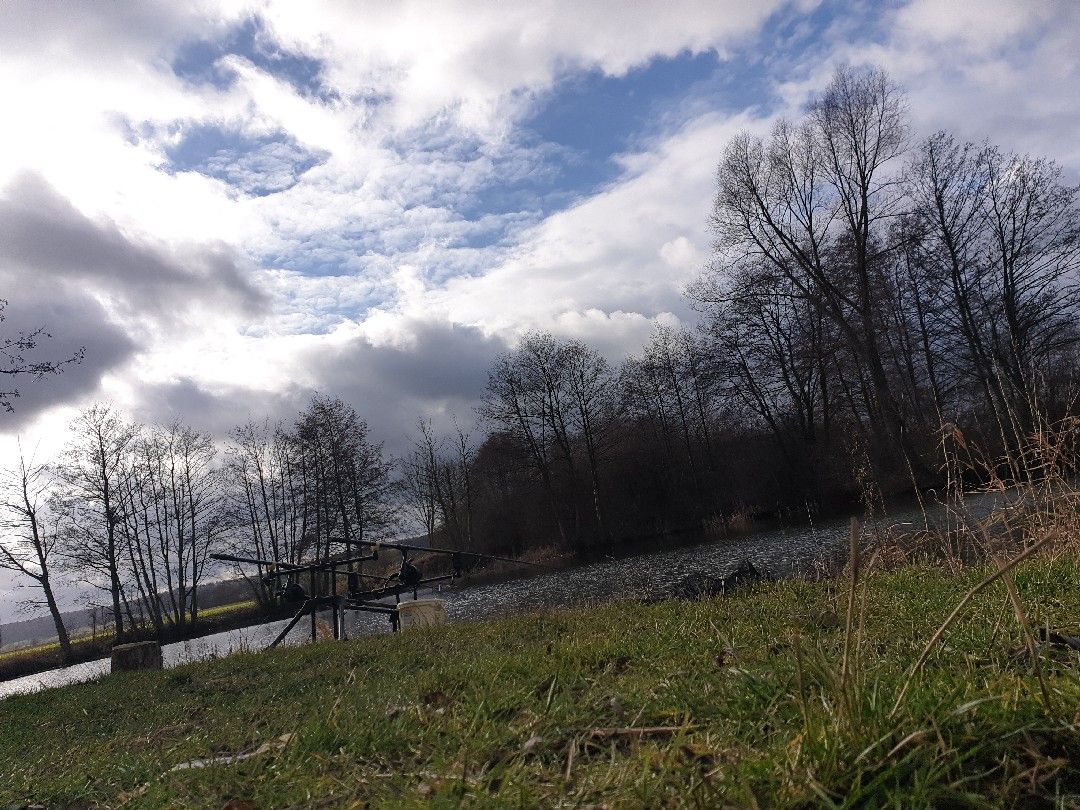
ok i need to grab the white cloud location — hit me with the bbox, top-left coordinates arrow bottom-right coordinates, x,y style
257,0 -> 789,134
408,110 -> 768,341
827,0 -> 1080,169
1,0 -> 1077,462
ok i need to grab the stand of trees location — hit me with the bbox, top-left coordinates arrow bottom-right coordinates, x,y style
226,395 -> 396,606
1,65 -> 1077,651
0,395 -> 398,647
404,66 -> 1079,557
700,67 -> 1078,485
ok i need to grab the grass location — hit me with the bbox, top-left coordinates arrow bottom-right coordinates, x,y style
2,557 -> 1079,808
0,634 -> 90,663
196,600 -> 259,621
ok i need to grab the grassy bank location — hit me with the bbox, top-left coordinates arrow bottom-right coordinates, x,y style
0,600 -> 274,683
2,555 -> 1079,808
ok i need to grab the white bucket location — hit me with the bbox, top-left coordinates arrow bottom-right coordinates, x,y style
397,598 -> 448,630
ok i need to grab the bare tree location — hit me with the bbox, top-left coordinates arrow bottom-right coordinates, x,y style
406,418 -> 478,549
695,263 -> 830,451
483,339 -> 569,547
119,422 -> 224,628
0,299 -> 84,412
563,341 -> 614,541
907,132 -> 1080,454
710,66 -> 929,475
0,443 -> 71,662
402,434 -> 438,543
225,419 -> 311,602
53,404 -> 138,639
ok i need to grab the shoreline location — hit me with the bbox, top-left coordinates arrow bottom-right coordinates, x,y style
0,493 -> 929,686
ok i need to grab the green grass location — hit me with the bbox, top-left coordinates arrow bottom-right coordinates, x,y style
0,637 -> 79,662
197,600 -> 258,620
2,560 -> 1079,808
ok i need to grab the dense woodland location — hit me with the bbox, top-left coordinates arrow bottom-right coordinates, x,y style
2,66 -> 1078,659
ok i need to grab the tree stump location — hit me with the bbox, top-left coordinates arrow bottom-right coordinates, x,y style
397,599 -> 448,630
111,641 -> 163,673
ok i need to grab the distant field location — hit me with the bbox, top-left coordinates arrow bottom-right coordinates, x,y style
2,558 -> 1078,807
0,600 -> 259,667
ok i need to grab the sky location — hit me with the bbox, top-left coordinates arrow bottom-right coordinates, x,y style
1,0 -> 1078,613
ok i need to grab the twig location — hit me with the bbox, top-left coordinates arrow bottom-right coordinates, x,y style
563,738 -> 576,782
841,517 -> 861,688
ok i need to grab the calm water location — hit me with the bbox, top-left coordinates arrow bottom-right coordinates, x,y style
0,495 -> 995,700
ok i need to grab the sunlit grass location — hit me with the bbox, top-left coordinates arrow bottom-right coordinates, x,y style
2,558 -> 1078,808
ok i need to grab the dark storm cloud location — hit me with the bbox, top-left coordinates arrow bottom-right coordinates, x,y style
0,174 -> 268,429
130,320 -> 509,454
0,173 -> 267,317
362,320 -> 509,400
303,321 -> 510,450
133,377 -> 299,439
0,284 -> 135,431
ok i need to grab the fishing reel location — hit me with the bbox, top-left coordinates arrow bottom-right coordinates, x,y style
397,551 -> 422,587
261,564 -> 308,603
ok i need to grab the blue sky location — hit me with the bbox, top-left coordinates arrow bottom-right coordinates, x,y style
140,0 -> 945,294
0,0 -> 1078,609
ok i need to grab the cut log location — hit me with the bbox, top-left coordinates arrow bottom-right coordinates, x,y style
111,641 -> 163,673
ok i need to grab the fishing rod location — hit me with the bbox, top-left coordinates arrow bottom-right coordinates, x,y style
328,537 -> 553,570
212,537 -> 551,649
210,551 -> 377,578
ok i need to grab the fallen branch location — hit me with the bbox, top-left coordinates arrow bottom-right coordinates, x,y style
169,733 -> 294,772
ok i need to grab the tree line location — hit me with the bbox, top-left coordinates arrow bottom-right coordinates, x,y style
0,396 -> 396,662
403,66 -> 1080,556
1,65 -> 1078,661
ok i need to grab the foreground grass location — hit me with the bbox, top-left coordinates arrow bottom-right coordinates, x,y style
2,560 -> 1079,808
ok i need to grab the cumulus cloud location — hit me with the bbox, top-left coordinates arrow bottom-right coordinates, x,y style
410,110 -> 766,341
124,318 -> 508,453
0,0 -> 1076,459
0,173 -> 267,427
256,0 -> 792,134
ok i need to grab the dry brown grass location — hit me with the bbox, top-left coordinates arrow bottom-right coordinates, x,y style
860,416 -> 1080,576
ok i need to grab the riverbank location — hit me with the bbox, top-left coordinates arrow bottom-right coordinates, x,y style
0,501 -> 845,687
0,600 -> 290,683
2,553 -> 1078,807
